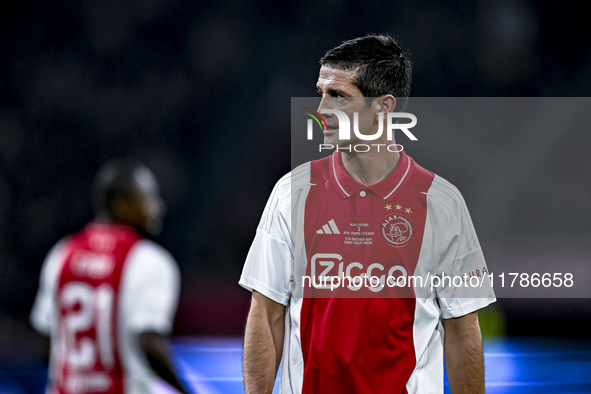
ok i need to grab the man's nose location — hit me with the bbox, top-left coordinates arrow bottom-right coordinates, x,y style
317,96 -> 334,113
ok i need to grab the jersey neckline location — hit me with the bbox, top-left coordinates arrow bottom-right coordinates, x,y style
329,150 -> 413,201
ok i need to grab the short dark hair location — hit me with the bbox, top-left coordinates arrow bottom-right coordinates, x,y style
91,158 -> 148,217
320,34 -> 412,109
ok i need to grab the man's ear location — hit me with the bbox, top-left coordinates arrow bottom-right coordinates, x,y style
380,95 -> 397,113
373,95 -> 396,125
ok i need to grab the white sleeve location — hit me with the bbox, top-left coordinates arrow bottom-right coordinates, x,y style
121,240 -> 181,335
30,240 -> 67,336
239,174 -> 292,306
432,180 -> 496,319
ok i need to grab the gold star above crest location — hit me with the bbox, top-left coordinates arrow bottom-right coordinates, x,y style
395,204 -> 402,210
385,204 -> 392,211
405,208 -> 412,214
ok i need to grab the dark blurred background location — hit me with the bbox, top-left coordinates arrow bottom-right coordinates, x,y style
0,0 -> 590,384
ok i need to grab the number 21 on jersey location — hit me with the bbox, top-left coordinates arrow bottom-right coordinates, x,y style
59,282 -> 116,371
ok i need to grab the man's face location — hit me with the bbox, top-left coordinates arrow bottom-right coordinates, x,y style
133,167 -> 165,236
316,66 -> 381,148
114,168 -> 164,236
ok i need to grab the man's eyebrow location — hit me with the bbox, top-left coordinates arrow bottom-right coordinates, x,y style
328,88 -> 350,97
316,85 -> 350,97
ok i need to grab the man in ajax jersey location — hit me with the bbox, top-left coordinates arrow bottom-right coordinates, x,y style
30,159 -> 192,394
240,35 -> 495,394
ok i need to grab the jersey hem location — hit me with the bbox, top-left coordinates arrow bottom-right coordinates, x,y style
440,297 -> 496,319
238,277 -> 290,306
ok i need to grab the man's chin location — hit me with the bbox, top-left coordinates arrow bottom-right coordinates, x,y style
323,138 -> 351,149
145,218 -> 163,237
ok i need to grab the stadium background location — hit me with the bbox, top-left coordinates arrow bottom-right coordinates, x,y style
0,0 -> 590,392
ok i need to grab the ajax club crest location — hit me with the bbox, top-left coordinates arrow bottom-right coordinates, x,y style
380,214 -> 412,247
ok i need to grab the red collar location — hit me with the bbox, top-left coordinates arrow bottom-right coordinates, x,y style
329,150 -> 413,201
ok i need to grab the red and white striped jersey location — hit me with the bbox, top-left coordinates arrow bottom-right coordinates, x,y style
31,222 -> 180,394
239,150 -> 495,393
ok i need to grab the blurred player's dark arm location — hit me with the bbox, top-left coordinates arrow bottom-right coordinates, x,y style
138,331 -> 193,394
442,311 -> 485,394
26,322 -> 50,365
39,334 -> 50,363
243,290 -> 286,394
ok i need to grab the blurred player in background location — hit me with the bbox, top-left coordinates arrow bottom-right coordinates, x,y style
30,159 -> 192,394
